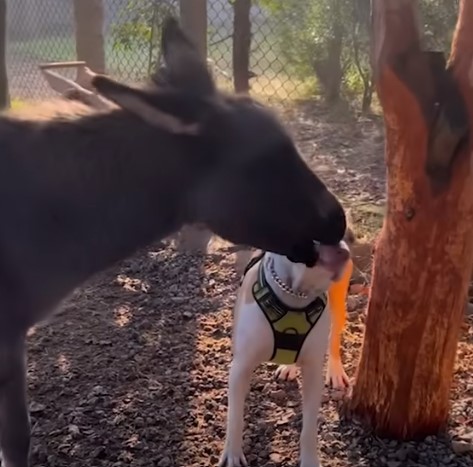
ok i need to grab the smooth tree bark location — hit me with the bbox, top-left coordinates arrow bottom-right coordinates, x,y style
232,0 -> 252,93
0,0 -> 9,109
346,0 -> 473,440
73,0 -> 106,74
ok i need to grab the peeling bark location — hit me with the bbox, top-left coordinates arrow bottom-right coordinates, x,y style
346,0 -> 473,440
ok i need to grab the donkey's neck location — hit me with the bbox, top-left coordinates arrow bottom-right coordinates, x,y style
0,110 -> 209,314
42,110 -> 203,240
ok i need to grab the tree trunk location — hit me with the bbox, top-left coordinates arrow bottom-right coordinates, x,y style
179,0 -> 207,59
314,2 -> 344,103
73,0 -> 106,74
345,0 -> 473,440
232,0 -> 252,93
0,0 -> 8,109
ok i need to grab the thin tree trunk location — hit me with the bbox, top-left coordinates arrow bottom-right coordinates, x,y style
233,0 -> 251,93
179,0 -> 207,59
313,1 -> 344,103
73,0 -> 106,74
0,0 -> 8,109
345,0 -> 473,440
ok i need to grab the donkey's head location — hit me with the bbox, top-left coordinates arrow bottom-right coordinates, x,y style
90,17 -> 346,265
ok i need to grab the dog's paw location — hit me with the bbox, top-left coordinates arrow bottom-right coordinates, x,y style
325,357 -> 350,389
218,449 -> 248,467
275,364 -> 298,381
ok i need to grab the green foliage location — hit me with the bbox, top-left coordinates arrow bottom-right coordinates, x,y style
111,0 -> 177,74
419,0 -> 459,50
110,0 -> 461,108
258,0 -> 370,99
257,0 -> 459,106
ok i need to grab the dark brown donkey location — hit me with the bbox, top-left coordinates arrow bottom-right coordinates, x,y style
0,17 -> 347,467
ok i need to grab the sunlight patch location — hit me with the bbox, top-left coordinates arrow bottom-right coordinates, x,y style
114,305 -> 132,327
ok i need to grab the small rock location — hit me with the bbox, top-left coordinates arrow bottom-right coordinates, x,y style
271,389 -> 286,402
331,389 -> 345,401
269,452 -> 282,463
275,413 -> 293,426
347,296 -> 358,312
460,431 -> 473,441
158,456 -> 172,466
171,296 -> 189,304
392,446 -> 409,461
68,424 -> 80,436
30,402 -> 46,413
452,440 -> 473,454
350,283 -> 367,295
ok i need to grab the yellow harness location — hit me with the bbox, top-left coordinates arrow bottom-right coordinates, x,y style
243,253 -> 328,365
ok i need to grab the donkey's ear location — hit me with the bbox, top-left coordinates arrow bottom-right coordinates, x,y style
92,74 -> 205,135
155,16 -> 215,96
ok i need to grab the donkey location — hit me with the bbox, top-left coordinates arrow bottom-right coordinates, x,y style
0,17 -> 347,467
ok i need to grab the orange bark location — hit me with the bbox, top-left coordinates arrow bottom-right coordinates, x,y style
346,0 -> 473,439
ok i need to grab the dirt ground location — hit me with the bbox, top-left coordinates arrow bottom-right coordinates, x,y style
25,103 -> 473,467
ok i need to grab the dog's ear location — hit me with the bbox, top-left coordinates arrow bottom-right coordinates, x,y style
154,16 -> 216,97
92,74 -> 214,134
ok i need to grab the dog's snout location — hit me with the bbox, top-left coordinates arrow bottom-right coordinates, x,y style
335,245 -> 350,261
318,241 -> 350,266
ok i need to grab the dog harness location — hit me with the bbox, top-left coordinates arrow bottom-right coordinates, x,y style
243,253 -> 327,365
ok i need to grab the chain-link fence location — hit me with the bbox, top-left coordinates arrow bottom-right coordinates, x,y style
7,0 -> 310,102
6,1 -> 459,106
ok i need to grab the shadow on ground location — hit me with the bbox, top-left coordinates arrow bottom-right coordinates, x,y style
26,240 -> 227,467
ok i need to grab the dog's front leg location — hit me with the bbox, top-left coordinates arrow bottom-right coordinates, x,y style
299,360 -> 325,467
219,360 -> 255,467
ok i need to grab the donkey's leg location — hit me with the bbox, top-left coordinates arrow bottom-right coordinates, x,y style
0,334 -> 30,467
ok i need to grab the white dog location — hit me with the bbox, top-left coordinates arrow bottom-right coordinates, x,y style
219,241 -> 350,467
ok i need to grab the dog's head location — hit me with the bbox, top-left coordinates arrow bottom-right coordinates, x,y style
288,240 -> 350,294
